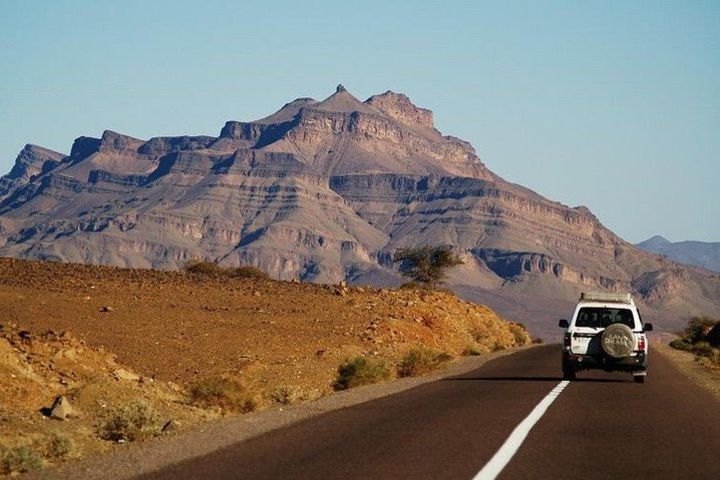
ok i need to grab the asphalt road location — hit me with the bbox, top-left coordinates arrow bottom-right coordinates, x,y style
140,345 -> 720,480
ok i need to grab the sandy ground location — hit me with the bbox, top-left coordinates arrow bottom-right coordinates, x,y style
0,257 -> 530,475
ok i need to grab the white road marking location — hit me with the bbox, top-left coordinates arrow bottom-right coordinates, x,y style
473,380 -> 570,480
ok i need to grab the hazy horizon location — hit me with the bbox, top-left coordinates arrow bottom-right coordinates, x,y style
1,1 -> 718,243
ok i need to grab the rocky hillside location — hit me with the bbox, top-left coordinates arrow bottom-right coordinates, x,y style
637,235 -> 720,273
1,85 -> 719,336
0,257 -> 528,473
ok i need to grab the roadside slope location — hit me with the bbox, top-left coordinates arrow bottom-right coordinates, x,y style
0,257 -> 529,474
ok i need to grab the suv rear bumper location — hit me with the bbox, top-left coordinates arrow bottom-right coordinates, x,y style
563,351 -> 647,372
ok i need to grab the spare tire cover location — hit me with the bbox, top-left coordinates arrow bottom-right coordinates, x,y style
601,323 -> 635,358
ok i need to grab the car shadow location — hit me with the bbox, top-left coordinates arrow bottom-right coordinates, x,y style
443,376 -> 628,383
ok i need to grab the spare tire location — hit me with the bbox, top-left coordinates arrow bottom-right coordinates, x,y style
601,323 -> 635,358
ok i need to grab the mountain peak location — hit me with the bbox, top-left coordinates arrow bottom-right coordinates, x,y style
649,235 -> 670,243
99,130 -> 145,152
313,85 -> 376,115
638,235 -> 671,247
365,90 -> 435,130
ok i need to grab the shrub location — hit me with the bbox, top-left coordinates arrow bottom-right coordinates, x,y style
189,377 -> 258,413
184,260 -> 269,280
334,356 -> 391,390
493,342 -> 507,352
0,445 -> 44,474
532,338 -> 544,344
462,345 -> 483,356
669,339 -> 694,351
184,260 -> 224,276
229,266 -> 268,279
508,323 -> 531,346
690,342 -> 716,358
436,352 -> 454,362
683,316 -> 718,343
270,385 -> 306,405
397,346 -> 451,377
97,401 -> 161,442
393,245 -> 464,285
45,433 -> 74,459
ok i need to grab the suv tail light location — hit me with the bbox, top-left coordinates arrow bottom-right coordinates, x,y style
637,335 -> 646,351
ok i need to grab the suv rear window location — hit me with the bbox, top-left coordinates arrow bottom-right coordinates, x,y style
575,307 -> 635,329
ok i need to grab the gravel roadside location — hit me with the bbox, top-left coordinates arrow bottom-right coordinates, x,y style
653,342 -> 720,401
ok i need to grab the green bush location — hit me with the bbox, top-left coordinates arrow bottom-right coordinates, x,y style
397,346 -> 452,377
189,377 -> 258,413
0,445 -> 44,474
334,356 -> 391,390
393,245 -> 464,285
669,339 -> 694,352
97,401 -> 161,442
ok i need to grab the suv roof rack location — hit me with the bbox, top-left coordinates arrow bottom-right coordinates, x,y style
580,292 -> 634,304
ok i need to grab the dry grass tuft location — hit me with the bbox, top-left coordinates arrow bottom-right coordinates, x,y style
0,445 -> 44,474
334,357 -> 391,390
183,260 -> 225,275
188,377 -> 258,413
462,345 -> 483,356
269,385 -> 316,405
397,346 -> 452,377
97,400 -> 162,442
183,260 -> 268,279
44,433 -> 74,459
229,266 -> 268,279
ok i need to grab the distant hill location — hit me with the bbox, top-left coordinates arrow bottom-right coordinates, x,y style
636,236 -> 720,273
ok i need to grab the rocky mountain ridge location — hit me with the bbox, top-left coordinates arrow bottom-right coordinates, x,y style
1,85 -> 719,336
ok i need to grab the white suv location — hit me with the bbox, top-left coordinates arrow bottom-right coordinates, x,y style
559,292 -> 653,383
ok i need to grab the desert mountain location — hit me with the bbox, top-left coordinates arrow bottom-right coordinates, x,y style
0,144 -> 65,202
1,85 -> 719,336
636,235 -> 720,273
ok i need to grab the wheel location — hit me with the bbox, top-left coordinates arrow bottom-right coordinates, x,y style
633,375 -> 645,384
562,365 -> 576,381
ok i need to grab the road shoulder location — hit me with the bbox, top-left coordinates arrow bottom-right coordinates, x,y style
654,342 -> 720,401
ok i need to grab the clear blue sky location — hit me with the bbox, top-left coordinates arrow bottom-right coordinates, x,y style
1,0 -> 718,242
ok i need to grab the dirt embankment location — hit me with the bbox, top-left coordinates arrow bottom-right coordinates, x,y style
0,258 -> 530,474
